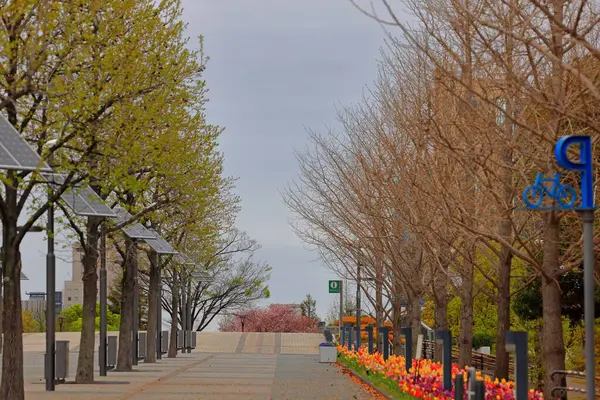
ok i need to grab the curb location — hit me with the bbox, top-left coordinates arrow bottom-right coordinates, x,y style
337,357 -> 397,400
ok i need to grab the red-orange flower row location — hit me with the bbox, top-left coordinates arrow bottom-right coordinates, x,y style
338,345 -> 544,399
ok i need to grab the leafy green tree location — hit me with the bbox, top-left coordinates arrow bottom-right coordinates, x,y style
0,2 -> 109,395
21,311 -> 41,333
512,269 -> 600,325
300,294 -> 318,319
60,303 -> 120,332
108,269 -> 148,330
46,0 -> 225,380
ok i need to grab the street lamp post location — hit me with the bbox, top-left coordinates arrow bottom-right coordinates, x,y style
186,279 -> 192,353
132,240 -> 139,366
46,170 -> 56,391
186,269 -> 213,348
155,252 -> 162,360
181,279 -> 186,350
99,222 -> 108,376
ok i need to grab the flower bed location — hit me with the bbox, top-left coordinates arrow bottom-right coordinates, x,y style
338,345 -> 545,399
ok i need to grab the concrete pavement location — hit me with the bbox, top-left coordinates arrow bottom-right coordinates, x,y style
15,332 -> 375,400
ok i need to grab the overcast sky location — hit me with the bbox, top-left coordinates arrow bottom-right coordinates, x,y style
20,0 -> 393,326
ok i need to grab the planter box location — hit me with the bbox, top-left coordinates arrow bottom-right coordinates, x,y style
319,345 -> 337,363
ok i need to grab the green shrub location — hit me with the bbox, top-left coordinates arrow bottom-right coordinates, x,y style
472,332 -> 494,349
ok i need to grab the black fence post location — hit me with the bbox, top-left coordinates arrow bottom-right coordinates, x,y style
365,326 -> 374,354
380,327 -> 390,360
455,373 -> 464,400
474,380 -> 485,400
401,327 -> 412,373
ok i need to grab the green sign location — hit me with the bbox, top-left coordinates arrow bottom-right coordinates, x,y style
328,280 -> 341,293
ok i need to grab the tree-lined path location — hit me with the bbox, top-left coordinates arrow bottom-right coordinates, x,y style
13,333 -> 374,400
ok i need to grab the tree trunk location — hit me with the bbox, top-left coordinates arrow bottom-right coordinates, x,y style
145,252 -> 159,363
406,296 -> 421,357
495,60 -> 515,377
392,296 -> 402,355
375,260 -> 384,350
75,217 -> 102,383
0,245 -> 3,355
1,240 -> 24,399
541,0 -> 567,396
433,278 -> 448,331
541,212 -> 566,398
458,261 -> 474,367
433,267 -> 448,362
1,177 -> 24,400
533,319 -> 545,389
495,241 -> 512,379
116,239 -> 137,371
168,271 -> 179,358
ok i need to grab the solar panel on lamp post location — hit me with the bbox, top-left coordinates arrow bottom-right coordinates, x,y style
112,207 -> 155,366
44,174 -> 117,376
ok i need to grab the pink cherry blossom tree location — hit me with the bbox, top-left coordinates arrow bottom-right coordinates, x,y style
219,304 -> 318,333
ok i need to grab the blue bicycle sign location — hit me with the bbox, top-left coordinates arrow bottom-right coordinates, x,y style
522,173 -> 577,209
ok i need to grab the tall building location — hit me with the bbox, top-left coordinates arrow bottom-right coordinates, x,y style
63,247 -> 84,309
62,246 -> 120,310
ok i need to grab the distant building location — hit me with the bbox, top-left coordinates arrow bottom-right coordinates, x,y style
62,246 -> 120,310
21,291 -> 62,316
62,247 -> 84,309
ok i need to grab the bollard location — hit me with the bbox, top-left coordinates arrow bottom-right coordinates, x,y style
466,367 -> 477,400
355,325 -> 361,350
365,326 -> 374,354
340,325 -> 345,346
132,330 -> 138,366
177,330 -> 184,351
506,331 -> 528,400
474,379 -> 485,400
186,330 -> 193,353
161,330 -> 169,354
157,330 -> 162,360
455,373 -> 464,400
55,340 -> 70,381
107,336 -> 117,368
380,326 -> 390,360
401,327 -> 413,373
345,324 -> 352,348
435,329 -> 452,391
184,330 -> 190,352
138,332 -> 147,359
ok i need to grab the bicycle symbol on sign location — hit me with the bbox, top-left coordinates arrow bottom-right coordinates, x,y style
522,173 -> 577,209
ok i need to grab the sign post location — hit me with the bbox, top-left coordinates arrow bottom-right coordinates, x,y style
523,136 -> 595,400
328,280 -> 342,339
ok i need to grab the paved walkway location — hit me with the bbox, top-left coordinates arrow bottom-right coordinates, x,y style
17,332 -> 375,400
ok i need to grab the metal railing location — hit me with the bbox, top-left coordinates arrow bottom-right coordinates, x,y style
550,370 -> 600,398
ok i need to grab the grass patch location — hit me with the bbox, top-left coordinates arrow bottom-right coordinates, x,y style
338,354 -> 418,400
